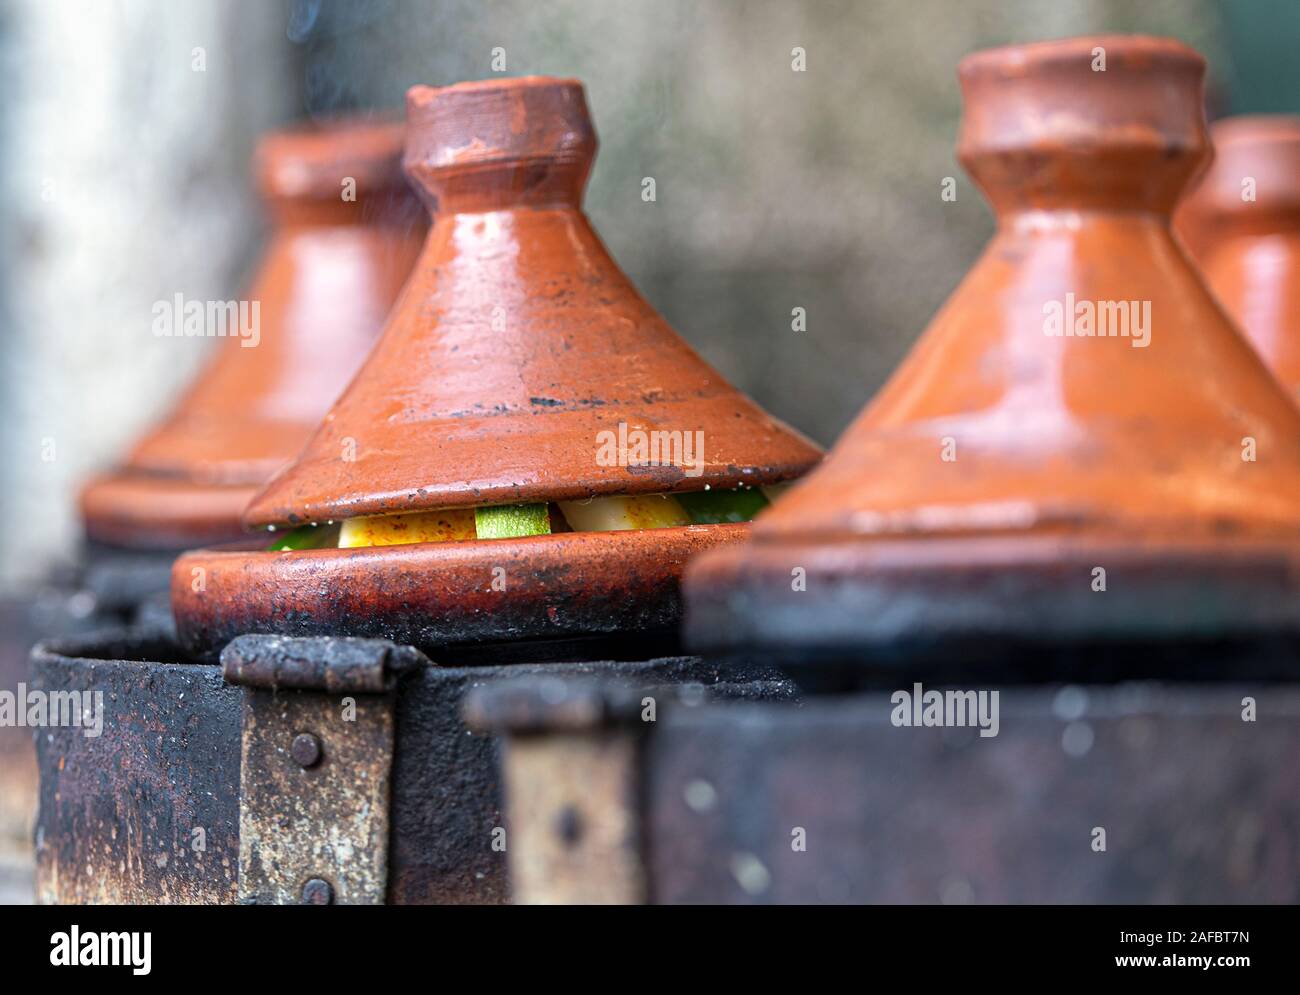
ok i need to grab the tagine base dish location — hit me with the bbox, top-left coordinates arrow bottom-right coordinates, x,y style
80,471 -> 259,550
685,532 -> 1300,683
173,522 -> 750,659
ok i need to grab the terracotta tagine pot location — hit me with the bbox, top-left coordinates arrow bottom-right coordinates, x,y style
172,76 -> 821,658
1176,115 -> 1300,393
685,36 -> 1300,672
79,117 -> 425,551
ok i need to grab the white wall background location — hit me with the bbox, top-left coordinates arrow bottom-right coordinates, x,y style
0,0 -> 294,589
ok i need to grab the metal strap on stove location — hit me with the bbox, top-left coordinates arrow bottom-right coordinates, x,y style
223,634 -> 431,905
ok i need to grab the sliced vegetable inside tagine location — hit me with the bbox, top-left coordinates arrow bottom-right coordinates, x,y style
265,488 -> 775,550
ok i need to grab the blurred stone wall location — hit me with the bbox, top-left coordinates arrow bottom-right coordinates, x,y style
0,0 -> 1236,588
0,0 -> 294,588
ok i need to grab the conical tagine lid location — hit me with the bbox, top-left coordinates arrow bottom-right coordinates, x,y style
173,77 -> 820,658
244,77 -> 817,528
686,36 -> 1300,668
80,116 -> 424,549
1177,115 -> 1300,392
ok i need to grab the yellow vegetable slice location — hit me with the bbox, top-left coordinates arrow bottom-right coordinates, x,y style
338,509 -> 476,548
557,494 -> 691,532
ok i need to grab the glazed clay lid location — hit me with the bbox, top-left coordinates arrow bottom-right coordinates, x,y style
763,36 -> 1300,543
685,36 -> 1300,661
1175,116 -> 1300,391
81,116 -> 425,548
243,76 -> 819,529
124,116 -> 421,484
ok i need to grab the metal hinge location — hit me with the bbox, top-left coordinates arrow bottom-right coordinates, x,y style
222,634 -> 429,905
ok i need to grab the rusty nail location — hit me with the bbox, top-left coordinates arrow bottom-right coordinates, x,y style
291,732 -> 322,768
555,805 -> 584,847
301,878 -> 333,905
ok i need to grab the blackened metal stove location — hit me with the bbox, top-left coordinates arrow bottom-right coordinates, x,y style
470,652 -> 1300,903
31,628 -> 793,904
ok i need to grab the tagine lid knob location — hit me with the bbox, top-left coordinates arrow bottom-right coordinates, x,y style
402,76 -> 596,211
254,115 -> 411,209
1181,115 -> 1300,225
957,35 -> 1209,213
1175,115 -> 1300,393
683,35 -> 1300,661
242,76 -> 820,530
